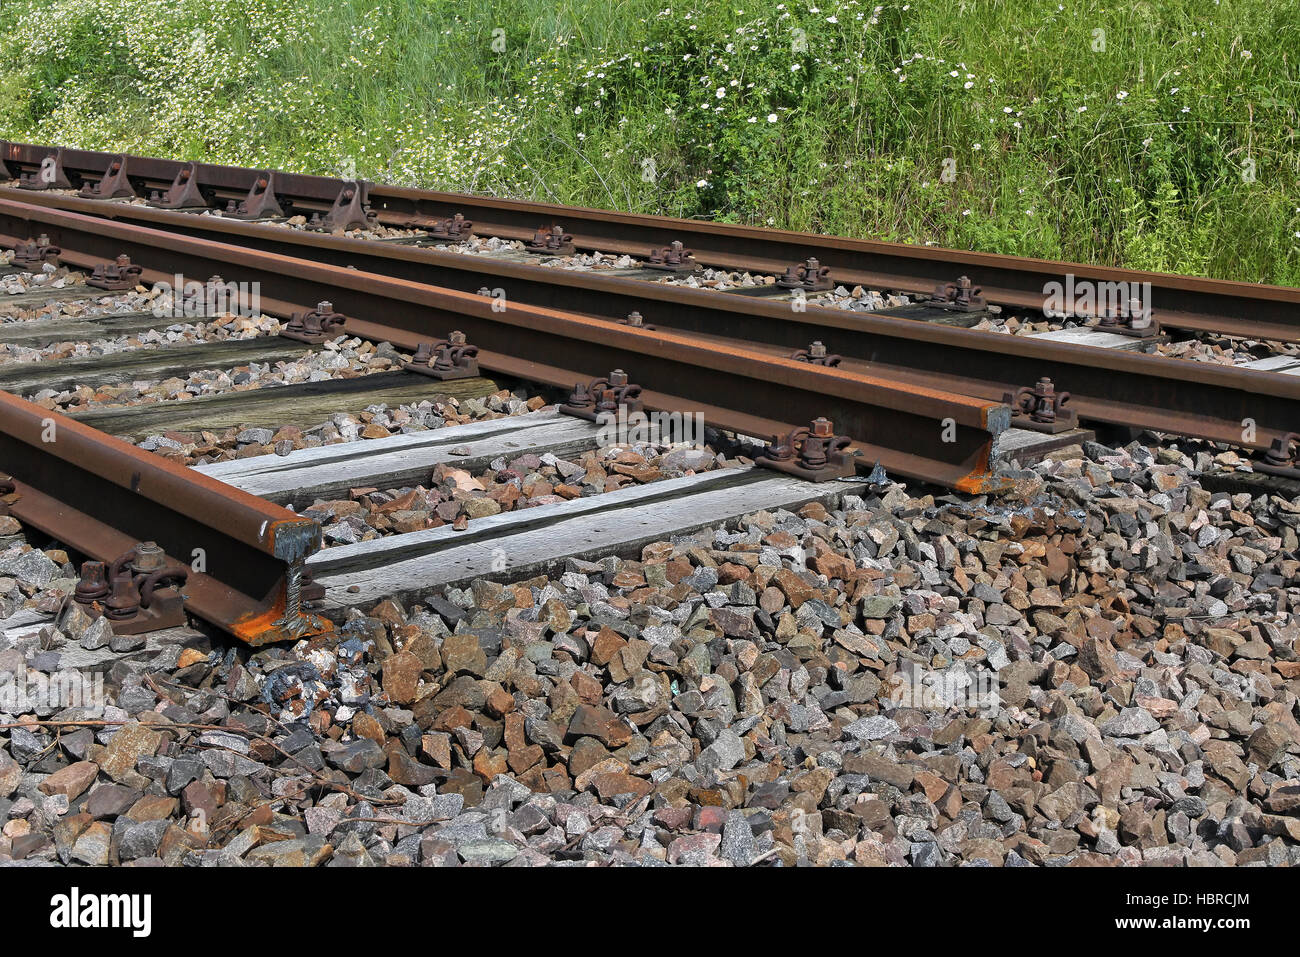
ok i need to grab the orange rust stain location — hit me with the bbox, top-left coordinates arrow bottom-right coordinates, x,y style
231,592 -> 334,647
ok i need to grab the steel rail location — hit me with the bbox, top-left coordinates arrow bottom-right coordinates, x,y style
0,391 -> 331,645
5,191 -> 1296,457
5,140 -> 1296,342
0,198 -> 1010,492
0,141 -> 357,219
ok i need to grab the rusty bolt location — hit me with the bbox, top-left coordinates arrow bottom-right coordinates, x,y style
132,541 -> 167,573
810,417 -> 833,438
809,341 -> 827,358
609,369 -> 628,387
448,330 -> 467,345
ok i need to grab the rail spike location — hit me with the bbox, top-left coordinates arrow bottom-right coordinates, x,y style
427,213 -> 473,240
282,300 -> 347,343
526,225 -> 576,256
790,340 -> 842,367
1001,377 -> 1077,434
643,240 -> 699,273
404,330 -> 481,380
776,257 -> 833,292
558,369 -> 643,422
1255,432 -> 1300,480
86,254 -> 143,291
927,275 -> 986,312
617,310 -> 656,330
1096,296 -> 1162,339
10,234 -> 62,270
754,417 -> 858,482
75,542 -> 190,636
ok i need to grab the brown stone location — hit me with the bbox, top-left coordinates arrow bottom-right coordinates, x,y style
39,761 -> 99,800
381,651 -> 422,705
567,704 -> 633,748
421,732 -> 453,769
441,632 -> 487,677
773,568 -> 820,608
99,724 -> 163,783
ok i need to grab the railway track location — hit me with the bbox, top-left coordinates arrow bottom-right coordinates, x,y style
0,142 -> 1297,874
0,198 -> 1013,646
5,139 -> 1300,343
0,142 -> 1298,651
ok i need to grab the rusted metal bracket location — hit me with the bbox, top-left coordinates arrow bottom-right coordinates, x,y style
754,417 -> 857,482
644,240 -> 699,273
559,369 -> 643,421
148,161 -> 208,210
790,340 -> 842,367
426,213 -> 473,241
1255,432 -> 1300,479
17,147 -> 73,190
78,154 -> 135,200
226,172 -> 284,220
1095,298 -> 1161,338
1002,377 -> 1077,433
282,300 -> 347,342
75,543 -> 189,635
86,254 -> 143,291
927,275 -> 986,312
403,330 -> 480,379
526,225 -> 575,256
308,181 -> 372,232
618,310 -> 656,331
10,234 -> 61,269
776,257 -> 833,292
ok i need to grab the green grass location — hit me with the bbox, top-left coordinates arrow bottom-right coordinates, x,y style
0,0 -> 1297,283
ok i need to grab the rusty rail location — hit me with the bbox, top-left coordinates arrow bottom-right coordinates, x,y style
5,190 -> 1297,458
5,139 -> 1296,342
0,391 -> 330,645
0,198 -> 1009,492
